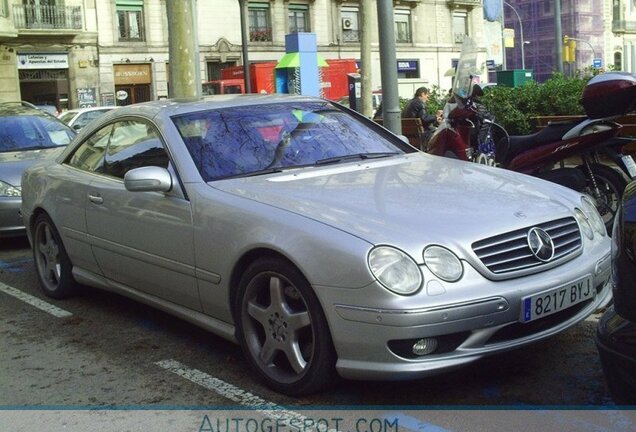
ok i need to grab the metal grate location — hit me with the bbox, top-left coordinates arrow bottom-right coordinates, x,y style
472,217 -> 582,275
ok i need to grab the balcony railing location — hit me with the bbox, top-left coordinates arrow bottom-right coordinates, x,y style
249,26 -> 272,42
613,20 -> 636,34
13,4 -> 82,30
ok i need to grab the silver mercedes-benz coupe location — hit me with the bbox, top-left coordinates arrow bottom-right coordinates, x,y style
21,95 -> 612,395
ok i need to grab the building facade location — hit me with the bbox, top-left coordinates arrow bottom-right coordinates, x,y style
0,0 -> 99,109
1,0 -> 492,108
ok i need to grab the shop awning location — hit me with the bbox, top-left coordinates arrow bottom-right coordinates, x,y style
275,52 -> 328,69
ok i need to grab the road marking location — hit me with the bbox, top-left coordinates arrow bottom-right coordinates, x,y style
156,359 -> 309,422
0,282 -> 72,318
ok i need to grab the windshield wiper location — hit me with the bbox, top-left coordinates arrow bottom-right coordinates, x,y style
315,152 -> 399,166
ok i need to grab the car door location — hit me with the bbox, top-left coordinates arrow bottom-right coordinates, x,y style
85,118 -> 200,311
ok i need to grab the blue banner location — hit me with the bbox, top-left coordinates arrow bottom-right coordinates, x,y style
483,0 -> 502,22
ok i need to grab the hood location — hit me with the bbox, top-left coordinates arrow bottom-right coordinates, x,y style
0,147 -> 65,186
212,153 -> 581,258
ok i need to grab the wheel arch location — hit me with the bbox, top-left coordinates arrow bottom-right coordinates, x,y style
228,248 -> 309,321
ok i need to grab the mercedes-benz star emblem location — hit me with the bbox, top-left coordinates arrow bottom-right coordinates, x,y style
527,227 -> 555,262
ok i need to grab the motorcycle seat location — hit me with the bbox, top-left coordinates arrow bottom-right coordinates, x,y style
496,121 -> 581,165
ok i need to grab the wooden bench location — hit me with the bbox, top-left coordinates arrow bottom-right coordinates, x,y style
533,113 -> 636,155
374,117 -> 425,150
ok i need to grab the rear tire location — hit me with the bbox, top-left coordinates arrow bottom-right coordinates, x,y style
578,163 -> 627,233
32,213 -> 77,299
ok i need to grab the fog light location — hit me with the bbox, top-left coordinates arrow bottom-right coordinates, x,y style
412,338 -> 438,356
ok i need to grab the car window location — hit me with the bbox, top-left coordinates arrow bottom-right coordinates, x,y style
103,120 -> 169,179
172,101 -> 406,181
67,124 -> 113,172
74,110 -> 109,129
0,115 -> 74,152
58,111 -> 77,124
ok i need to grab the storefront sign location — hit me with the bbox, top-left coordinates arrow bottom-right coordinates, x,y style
397,60 -> 418,72
101,93 -> 115,106
18,53 -> 69,69
114,64 -> 152,85
77,88 -> 97,108
116,90 -> 129,101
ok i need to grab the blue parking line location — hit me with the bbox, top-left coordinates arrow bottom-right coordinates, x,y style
384,412 -> 453,432
0,258 -> 33,273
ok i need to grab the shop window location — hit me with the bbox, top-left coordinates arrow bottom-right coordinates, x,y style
452,11 -> 467,43
394,9 -> 411,43
341,7 -> 359,43
288,4 -> 309,33
249,2 -> 272,42
116,0 -> 145,42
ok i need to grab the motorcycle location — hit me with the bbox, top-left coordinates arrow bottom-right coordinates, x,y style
427,38 -> 636,230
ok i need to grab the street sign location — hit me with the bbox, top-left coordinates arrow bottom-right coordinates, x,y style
593,58 -> 602,68
486,59 -> 496,70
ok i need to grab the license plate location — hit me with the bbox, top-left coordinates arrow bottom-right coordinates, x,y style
521,275 -> 594,323
621,155 -> 636,179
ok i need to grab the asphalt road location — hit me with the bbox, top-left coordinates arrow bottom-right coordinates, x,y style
0,236 -> 624,410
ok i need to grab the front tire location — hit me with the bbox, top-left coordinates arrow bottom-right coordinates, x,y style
579,163 -> 627,232
32,213 -> 77,299
235,257 -> 337,395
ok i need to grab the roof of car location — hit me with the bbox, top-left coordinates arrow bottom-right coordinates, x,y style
111,94 -> 325,118
0,102 -> 56,117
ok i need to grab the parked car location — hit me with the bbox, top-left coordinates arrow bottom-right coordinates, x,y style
21,95 -> 612,395
0,102 -> 75,237
595,180 -> 636,404
58,106 -> 117,131
34,104 -> 60,116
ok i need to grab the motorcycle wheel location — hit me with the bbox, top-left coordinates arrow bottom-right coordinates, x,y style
578,163 -> 627,233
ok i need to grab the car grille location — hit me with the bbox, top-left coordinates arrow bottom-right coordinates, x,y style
472,217 -> 582,275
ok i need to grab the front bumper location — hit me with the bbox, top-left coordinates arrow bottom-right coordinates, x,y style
319,248 -> 612,381
0,197 -> 25,237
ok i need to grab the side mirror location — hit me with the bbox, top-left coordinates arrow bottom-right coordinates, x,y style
72,124 -> 82,131
124,166 -> 172,192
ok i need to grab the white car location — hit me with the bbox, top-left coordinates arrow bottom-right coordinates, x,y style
58,106 -> 117,131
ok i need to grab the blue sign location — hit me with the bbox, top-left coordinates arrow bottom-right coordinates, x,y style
486,59 -> 496,70
397,60 -> 418,72
593,58 -> 602,68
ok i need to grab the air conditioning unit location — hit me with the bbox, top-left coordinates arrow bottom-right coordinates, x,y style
342,18 -> 353,30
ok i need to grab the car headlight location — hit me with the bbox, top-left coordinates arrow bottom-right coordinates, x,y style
423,246 -> 463,282
368,246 -> 422,295
574,208 -> 594,240
0,181 -> 21,197
581,195 -> 606,236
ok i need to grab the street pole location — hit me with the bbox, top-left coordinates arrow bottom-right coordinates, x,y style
555,0 -> 563,73
238,0 -> 252,93
359,0 -> 372,118
167,0 -> 201,98
501,0 -> 506,70
376,0 -> 400,135
504,1 -> 524,70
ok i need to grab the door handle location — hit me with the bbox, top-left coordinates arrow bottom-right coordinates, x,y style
88,193 -> 103,204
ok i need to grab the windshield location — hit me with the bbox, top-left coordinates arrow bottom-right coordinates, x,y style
172,101 -> 406,181
452,36 -> 480,99
0,115 -> 75,152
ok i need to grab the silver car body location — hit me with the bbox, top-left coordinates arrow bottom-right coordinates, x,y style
21,95 -> 611,382
0,103 -> 73,236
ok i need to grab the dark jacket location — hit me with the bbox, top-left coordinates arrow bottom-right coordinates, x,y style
401,98 -> 438,130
